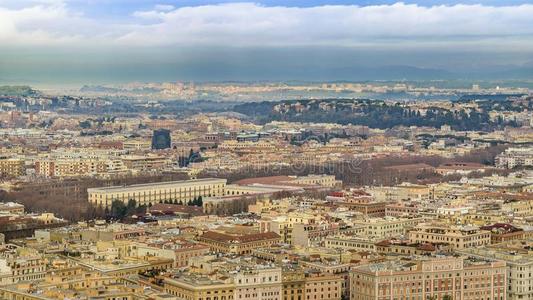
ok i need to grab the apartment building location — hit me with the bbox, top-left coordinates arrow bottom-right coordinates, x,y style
164,275 -> 235,300
121,154 -> 171,171
304,273 -> 343,300
87,178 -> 227,208
261,213 -> 324,244
0,247 -> 46,284
408,223 -> 491,249
352,217 -> 424,239
0,157 -> 24,178
234,267 -> 282,300
198,231 -> 280,255
173,244 -> 211,268
35,158 -> 107,177
496,147 -> 533,169
459,245 -> 533,300
282,269 -> 305,300
287,175 -> 341,188
0,202 -> 25,214
291,223 -> 341,247
122,139 -> 152,151
324,235 -> 377,253
300,261 -> 352,299
0,269 -> 140,300
350,256 -> 507,300
374,239 -> 449,256
35,157 -> 126,178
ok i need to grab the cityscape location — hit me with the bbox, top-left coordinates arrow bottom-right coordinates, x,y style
0,1 -> 533,300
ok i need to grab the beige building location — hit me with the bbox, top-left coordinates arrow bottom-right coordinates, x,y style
0,202 -> 25,215
459,246 -> 533,300
164,275 -> 235,300
352,217 -> 423,239
174,244 -> 211,268
198,231 -> 280,255
122,139 -> 151,151
325,235 -> 377,252
0,157 -> 24,178
350,256 -> 507,300
288,175 -> 341,188
0,247 -> 46,285
0,266 -> 146,300
282,270 -> 305,300
121,155 -> 171,171
261,212 -> 323,245
234,267 -> 282,300
305,274 -> 343,300
35,158 -> 125,178
408,223 -> 491,249
88,178 -> 227,208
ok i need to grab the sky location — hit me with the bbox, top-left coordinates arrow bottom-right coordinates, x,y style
1,0 -> 533,86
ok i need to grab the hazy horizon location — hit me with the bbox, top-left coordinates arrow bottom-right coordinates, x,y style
1,0 -> 533,86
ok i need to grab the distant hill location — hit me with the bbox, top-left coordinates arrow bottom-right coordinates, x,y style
0,85 -> 39,97
80,85 -> 122,93
232,98 -> 528,131
80,85 -> 160,94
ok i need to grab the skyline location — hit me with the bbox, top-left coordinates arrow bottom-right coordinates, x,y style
1,1 -> 533,85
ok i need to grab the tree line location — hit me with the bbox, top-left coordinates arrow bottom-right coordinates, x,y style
233,99 -> 523,131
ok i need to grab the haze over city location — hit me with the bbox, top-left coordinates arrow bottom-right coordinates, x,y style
2,0 -> 533,85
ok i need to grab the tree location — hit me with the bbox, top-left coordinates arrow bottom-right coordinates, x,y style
79,120 -> 91,129
111,200 -> 127,219
127,199 -> 137,211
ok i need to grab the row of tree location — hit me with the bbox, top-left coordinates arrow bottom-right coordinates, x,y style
199,145 -> 509,187
161,196 -> 203,207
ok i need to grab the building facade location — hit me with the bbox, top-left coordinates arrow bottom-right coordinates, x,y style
350,256 -> 506,300
87,178 -> 227,208
408,223 -> 491,249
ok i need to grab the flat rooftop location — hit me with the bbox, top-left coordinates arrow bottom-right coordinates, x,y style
88,178 -> 227,193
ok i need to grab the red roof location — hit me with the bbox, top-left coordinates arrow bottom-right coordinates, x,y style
481,223 -> 522,233
375,240 -> 391,247
328,191 -> 344,197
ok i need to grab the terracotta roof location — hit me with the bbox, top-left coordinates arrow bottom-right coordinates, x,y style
328,191 -> 344,197
351,189 -> 371,196
385,163 -> 435,171
480,223 -> 522,233
375,240 -> 391,247
233,176 -> 293,185
416,243 -> 437,251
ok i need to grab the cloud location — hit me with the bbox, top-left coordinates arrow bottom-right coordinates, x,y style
1,2 -> 533,50
154,4 -> 174,11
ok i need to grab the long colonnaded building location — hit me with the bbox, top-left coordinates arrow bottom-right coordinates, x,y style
88,175 -> 339,209
88,178 -> 227,208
